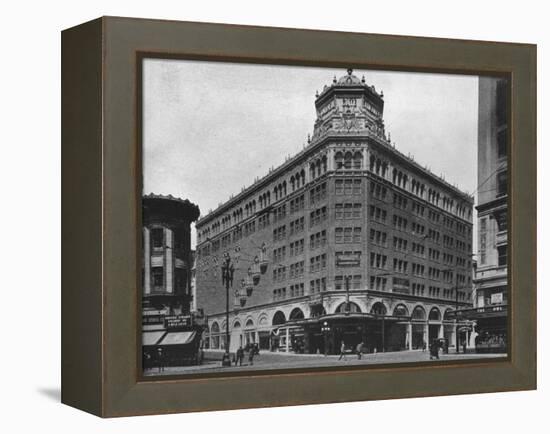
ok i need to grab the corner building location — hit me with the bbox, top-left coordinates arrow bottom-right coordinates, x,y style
452,77 -> 508,353
196,70 -> 474,355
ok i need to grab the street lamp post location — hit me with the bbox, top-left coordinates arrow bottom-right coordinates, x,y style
221,253 -> 235,367
321,321 -> 331,356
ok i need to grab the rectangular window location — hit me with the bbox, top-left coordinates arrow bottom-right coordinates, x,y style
151,228 -> 163,248
497,170 -> 507,196
152,267 -> 163,288
497,128 -> 507,158
497,245 -> 507,267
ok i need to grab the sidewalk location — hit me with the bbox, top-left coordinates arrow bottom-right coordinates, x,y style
144,349 -> 506,376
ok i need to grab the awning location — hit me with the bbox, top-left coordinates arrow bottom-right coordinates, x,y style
142,331 -> 166,346
159,331 -> 197,346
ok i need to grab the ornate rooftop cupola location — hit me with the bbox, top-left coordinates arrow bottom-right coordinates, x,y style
312,68 -> 386,141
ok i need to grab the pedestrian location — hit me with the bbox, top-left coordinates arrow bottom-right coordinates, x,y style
429,340 -> 440,360
422,340 -> 427,352
157,347 -> 165,373
356,341 -> 364,360
235,346 -> 244,366
338,341 -> 347,361
248,346 -> 255,366
462,341 -> 467,354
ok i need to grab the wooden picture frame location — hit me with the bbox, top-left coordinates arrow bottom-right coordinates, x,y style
61,16 -> 536,417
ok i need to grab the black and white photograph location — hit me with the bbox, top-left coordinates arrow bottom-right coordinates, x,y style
140,59 -> 509,377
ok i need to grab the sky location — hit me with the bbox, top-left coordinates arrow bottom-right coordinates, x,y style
142,59 -> 480,249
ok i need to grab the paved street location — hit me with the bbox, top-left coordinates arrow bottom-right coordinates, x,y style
144,349 -> 506,376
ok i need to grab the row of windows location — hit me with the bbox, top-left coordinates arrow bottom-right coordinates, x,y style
273,225 -> 286,242
289,216 -> 305,235
290,239 -> 305,257
411,263 -> 425,277
369,205 -> 388,223
335,227 -> 362,244
393,193 -> 408,210
334,275 -> 362,290
393,215 -> 408,231
310,230 -> 327,250
310,206 -> 328,227
393,236 -> 408,252
310,182 -> 327,205
289,261 -> 305,279
335,178 -> 362,195
273,246 -> 286,263
310,254 -> 327,273
370,229 -> 387,246
289,283 -> 305,298
370,276 -> 388,291
310,277 -> 327,294
289,195 -> 305,214
411,283 -> 425,296
335,202 -> 362,219
273,204 -> 286,223
273,266 -> 287,282
411,242 -> 425,256
370,252 -> 387,269
370,181 -> 388,200
335,151 -> 363,170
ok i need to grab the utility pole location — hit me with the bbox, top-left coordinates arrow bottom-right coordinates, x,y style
455,272 -> 460,353
344,275 -> 351,314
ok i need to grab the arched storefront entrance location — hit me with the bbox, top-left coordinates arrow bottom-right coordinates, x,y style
288,308 -> 305,353
368,302 -> 388,353
271,311 -> 286,351
428,307 -> 442,342
387,304 -> 410,351
411,306 -> 427,349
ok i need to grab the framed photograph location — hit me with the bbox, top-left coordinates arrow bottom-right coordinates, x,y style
62,16 -> 536,417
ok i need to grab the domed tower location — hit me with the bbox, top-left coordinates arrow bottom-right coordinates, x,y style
312,68 -> 386,141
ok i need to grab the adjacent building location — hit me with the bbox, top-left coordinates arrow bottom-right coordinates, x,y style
453,77 -> 508,353
195,69 -> 474,355
141,194 -> 203,367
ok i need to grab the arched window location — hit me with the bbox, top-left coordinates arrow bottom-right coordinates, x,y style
310,305 -> 326,318
321,155 -> 327,173
290,176 -> 295,192
272,311 -> 286,326
335,152 -> 344,170
310,162 -> 316,180
393,304 -> 409,317
289,307 -> 305,321
353,152 -> 362,169
344,152 -> 353,169
336,302 -> 361,313
370,302 -> 387,315
370,155 -> 376,171
412,306 -> 426,320
210,322 -> 220,349
429,307 -> 441,321
316,159 -> 322,177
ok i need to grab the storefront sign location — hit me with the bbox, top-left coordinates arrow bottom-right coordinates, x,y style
164,315 -> 191,329
491,293 -> 504,304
